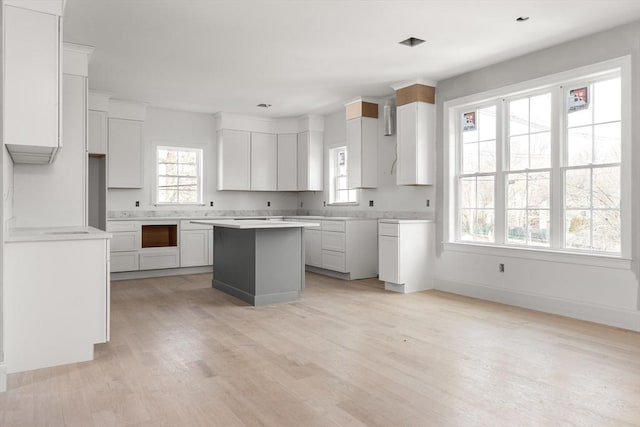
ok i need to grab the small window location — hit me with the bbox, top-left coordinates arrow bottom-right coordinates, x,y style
156,146 -> 203,205
329,146 -> 357,204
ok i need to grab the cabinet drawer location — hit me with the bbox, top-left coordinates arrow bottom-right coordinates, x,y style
321,231 -> 346,252
107,221 -> 140,232
139,249 -> 179,270
110,251 -> 139,272
321,220 -> 345,232
378,223 -> 399,237
110,231 -> 140,252
322,250 -> 347,273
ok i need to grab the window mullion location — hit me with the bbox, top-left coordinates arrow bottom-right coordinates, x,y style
494,100 -> 506,244
550,85 -> 565,249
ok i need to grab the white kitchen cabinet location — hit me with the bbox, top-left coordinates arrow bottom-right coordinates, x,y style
208,229 -> 215,265
378,219 -> 434,293
277,133 -> 298,191
88,110 -> 108,155
4,3 -> 62,164
304,229 -> 322,267
250,132 -> 277,191
110,252 -> 139,273
107,221 -> 141,272
396,97 -> 435,186
180,220 -> 214,267
346,117 -> 378,188
218,129 -> 251,190
297,131 -> 323,191
139,249 -> 180,270
108,118 -> 144,188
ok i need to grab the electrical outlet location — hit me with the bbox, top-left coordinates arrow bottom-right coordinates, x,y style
426,199 -> 430,207
135,200 -> 140,207
369,200 -> 374,207
323,201 -> 326,207
300,201 -> 304,208
499,263 -> 505,273
267,201 -> 271,207
210,201 -> 214,207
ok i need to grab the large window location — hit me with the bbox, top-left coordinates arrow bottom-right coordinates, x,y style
449,60 -> 628,256
156,146 -> 203,205
329,146 -> 357,204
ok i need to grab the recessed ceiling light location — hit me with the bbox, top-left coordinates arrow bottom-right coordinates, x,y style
256,103 -> 272,108
399,37 -> 425,47
516,16 -> 530,22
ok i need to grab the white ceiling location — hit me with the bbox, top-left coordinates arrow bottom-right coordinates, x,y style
64,0 -> 640,118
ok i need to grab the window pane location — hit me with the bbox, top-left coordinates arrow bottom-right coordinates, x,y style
530,132 -> 551,169
158,176 -> 178,187
158,189 -> 178,204
592,210 -> 620,252
337,176 -> 347,190
478,140 -> 495,173
477,177 -> 494,209
463,142 -> 478,174
528,210 -> 550,246
592,167 -> 620,209
530,93 -> 551,132
566,210 -> 591,249
567,86 -> 593,128
507,173 -> 527,209
460,209 -> 475,241
510,98 -> 529,136
462,127 -> 478,144
157,149 -> 172,163
507,210 -> 527,244
179,151 -> 196,163
509,135 -> 528,171
478,106 -> 496,141
160,163 -> 178,175
593,122 -> 621,164
594,77 -> 621,124
528,172 -> 550,209
178,164 -> 197,176
565,169 -> 591,209
180,191 -> 197,203
460,178 -> 476,209
567,126 -> 593,166
475,210 -> 494,242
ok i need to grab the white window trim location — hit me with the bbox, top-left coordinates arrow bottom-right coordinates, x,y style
327,143 -> 359,206
443,56 -> 631,260
153,142 -> 206,206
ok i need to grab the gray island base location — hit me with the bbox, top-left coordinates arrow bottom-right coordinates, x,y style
191,220 -> 318,305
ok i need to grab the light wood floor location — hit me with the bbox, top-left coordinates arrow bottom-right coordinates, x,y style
1,272 -> 639,426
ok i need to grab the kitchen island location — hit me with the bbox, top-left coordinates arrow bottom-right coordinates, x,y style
191,219 -> 318,305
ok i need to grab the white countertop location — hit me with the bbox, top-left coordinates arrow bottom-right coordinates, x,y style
191,219 -> 320,229
378,219 -> 434,224
7,226 -> 113,243
285,216 -> 376,221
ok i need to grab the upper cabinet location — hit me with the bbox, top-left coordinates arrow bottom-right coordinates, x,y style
394,82 -> 436,186
345,100 -> 378,188
250,132 -> 277,191
277,133 -> 298,191
297,131 -> 323,192
217,129 -> 251,190
4,1 -> 63,164
107,100 -> 146,188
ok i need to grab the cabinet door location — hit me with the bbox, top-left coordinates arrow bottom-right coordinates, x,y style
304,229 -> 322,267
378,235 -> 400,283
217,129 -> 251,190
88,110 -> 107,155
250,132 -> 277,191
297,131 -> 323,191
397,102 -> 434,185
208,229 -> 214,265
277,134 -> 298,190
346,118 -> 362,188
4,5 -> 59,150
108,118 -> 144,188
180,230 -> 209,267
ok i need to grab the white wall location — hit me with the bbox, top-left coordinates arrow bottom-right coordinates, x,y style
433,20 -> 640,330
299,100 -> 436,216
107,107 -> 299,212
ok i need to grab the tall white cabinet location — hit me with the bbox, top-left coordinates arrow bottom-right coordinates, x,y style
108,118 -> 144,188
3,1 -> 63,164
250,132 -> 277,191
345,100 -> 378,188
393,82 -> 436,186
297,131 -> 323,191
277,133 -> 298,191
217,129 -> 251,190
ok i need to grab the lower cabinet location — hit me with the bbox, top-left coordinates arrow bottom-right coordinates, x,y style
304,228 -> 322,267
378,220 -> 434,293
139,249 -> 179,270
111,251 -> 139,272
179,222 -> 214,267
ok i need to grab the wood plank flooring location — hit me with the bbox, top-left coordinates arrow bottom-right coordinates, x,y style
1,272 -> 639,426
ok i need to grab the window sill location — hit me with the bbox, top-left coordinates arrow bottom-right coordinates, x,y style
442,242 -> 632,270
327,202 -> 359,207
154,203 -> 206,207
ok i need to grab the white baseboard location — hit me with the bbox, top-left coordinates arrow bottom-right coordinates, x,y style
0,362 -> 6,392
111,266 -> 212,281
435,278 -> 640,332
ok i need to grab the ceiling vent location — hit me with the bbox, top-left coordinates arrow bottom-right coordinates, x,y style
399,37 -> 425,47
